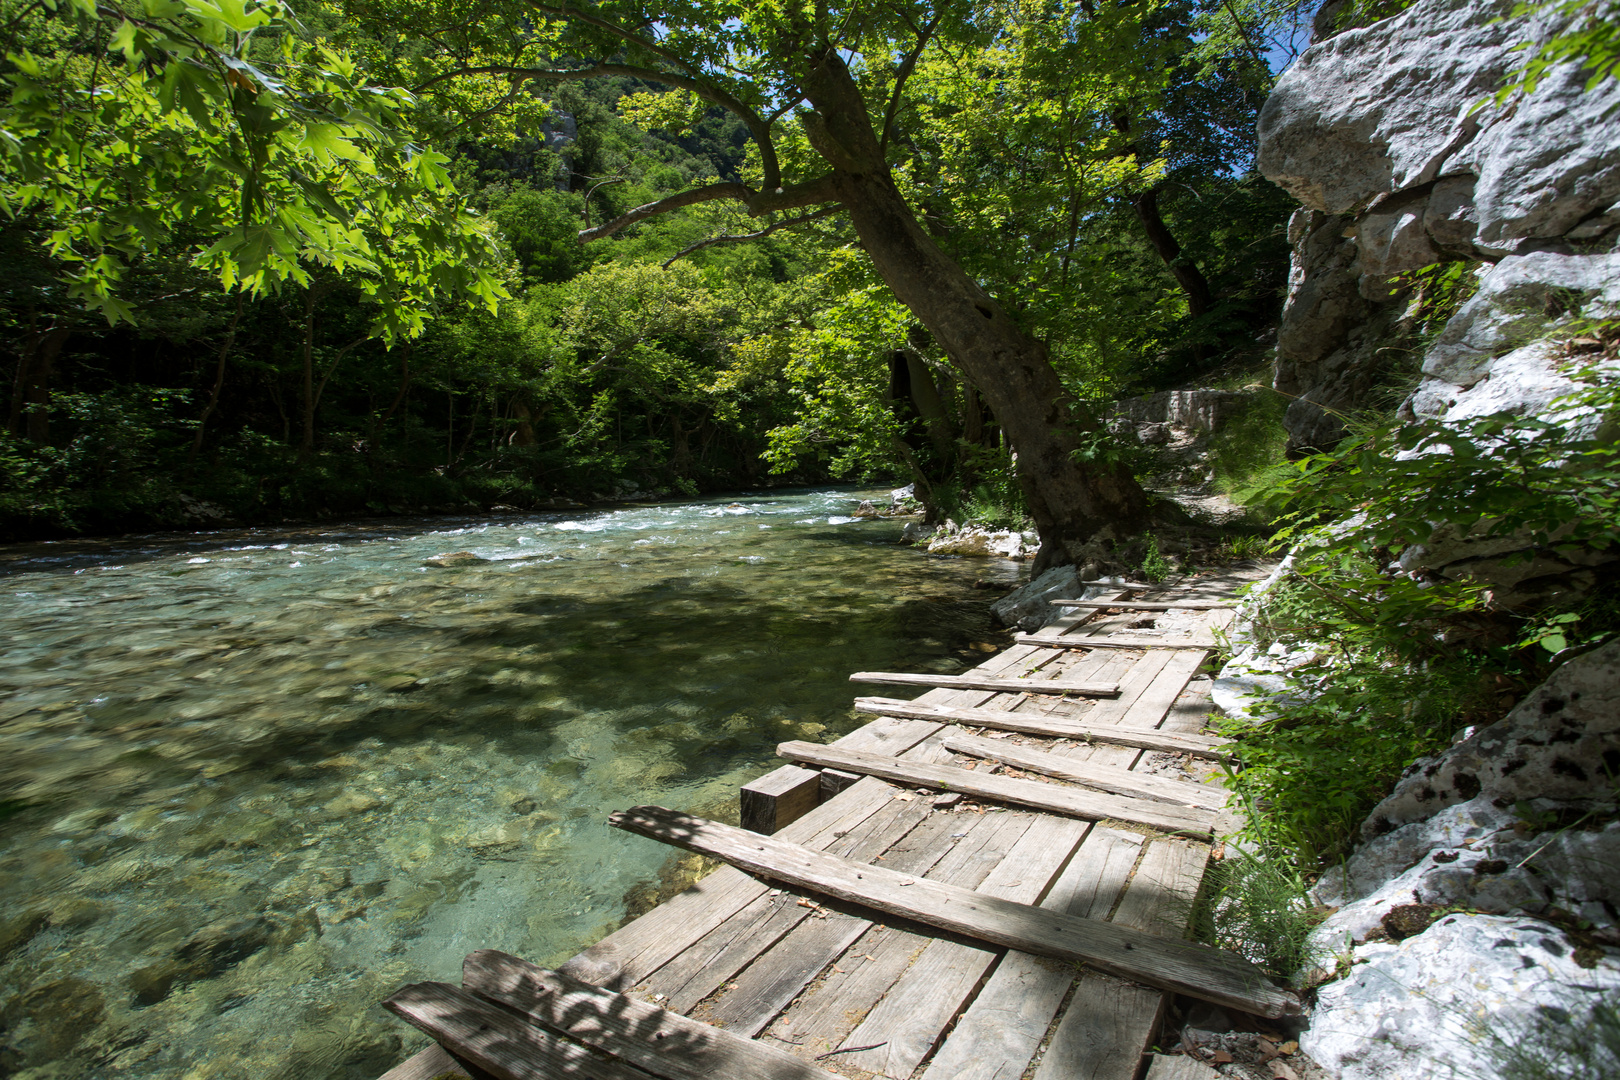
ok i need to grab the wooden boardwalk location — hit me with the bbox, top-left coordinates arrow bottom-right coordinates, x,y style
378,566 -> 1277,1080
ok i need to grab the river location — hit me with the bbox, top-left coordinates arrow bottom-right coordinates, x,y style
0,488 -> 1024,1079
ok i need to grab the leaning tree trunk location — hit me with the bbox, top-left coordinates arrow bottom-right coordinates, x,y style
803,55 -> 1150,571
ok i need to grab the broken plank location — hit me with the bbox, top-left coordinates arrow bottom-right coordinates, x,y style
776,740 -> 1215,836
384,982 -> 655,1080
838,706 -> 1222,761
1050,599 -> 1234,610
942,733 -> 1227,810
848,671 -> 1120,696
460,952 -> 843,1080
608,805 -> 1297,1019
1016,634 -> 1217,650
741,765 -> 822,835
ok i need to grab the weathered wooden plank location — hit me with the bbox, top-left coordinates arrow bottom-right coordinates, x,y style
1109,838 -> 1209,940
375,1045 -> 475,1080
1084,650 -> 1205,731
1050,599 -> 1235,610
775,741 -> 1215,836
757,810 -> 1034,1060
650,794 -> 936,1014
848,671 -> 1120,696
1016,633 -> 1217,650
853,698 -> 1228,758
697,808 -> 986,1037
1144,1054 -> 1222,1080
459,952 -> 844,1080
608,806 -> 1297,1018
918,828 -> 1145,1080
1032,978 -> 1165,1080
835,813 -> 1091,1077
383,982 -> 656,1080
558,776 -> 898,989
942,734 -> 1227,810
741,765 -> 823,835
1031,838 -> 1212,1080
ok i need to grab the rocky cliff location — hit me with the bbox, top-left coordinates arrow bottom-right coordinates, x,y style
1248,2 -> 1620,1077
1260,0 -> 1620,455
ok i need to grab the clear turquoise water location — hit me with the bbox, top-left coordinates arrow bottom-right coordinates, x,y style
0,488 -> 1022,1079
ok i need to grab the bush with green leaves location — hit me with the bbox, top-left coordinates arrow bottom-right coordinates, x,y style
1224,361 -> 1620,865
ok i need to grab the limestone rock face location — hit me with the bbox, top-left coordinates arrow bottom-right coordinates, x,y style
1258,0 -> 1620,248
1421,252 -> 1620,389
1302,914 -> 1620,1080
1364,638 -> 1620,836
1259,0 -> 1620,453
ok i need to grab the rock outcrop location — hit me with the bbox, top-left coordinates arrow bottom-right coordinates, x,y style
1259,0 -> 1620,454
1250,4 -> 1620,1075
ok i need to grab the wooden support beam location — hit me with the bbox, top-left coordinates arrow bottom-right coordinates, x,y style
1015,634 -> 1217,650
1051,599 -> 1234,611
775,741 -> 1215,836
941,733 -> 1227,810
848,671 -> 1120,696
1078,579 -> 1156,589
740,765 -> 822,834
460,951 -> 843,1080
852,697 -> 1229,760
607,805 -> 1298,1019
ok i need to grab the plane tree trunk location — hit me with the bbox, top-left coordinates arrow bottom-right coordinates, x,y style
802,55 -> 1149,570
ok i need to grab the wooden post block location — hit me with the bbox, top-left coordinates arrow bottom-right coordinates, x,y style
819,767 -> 861,799
740,765 -> 822,834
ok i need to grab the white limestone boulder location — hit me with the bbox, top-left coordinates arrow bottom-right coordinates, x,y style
1303,914 -> 1620,1080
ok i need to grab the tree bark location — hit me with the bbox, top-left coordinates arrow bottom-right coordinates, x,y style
1130,187 -> 1212,320
10,325 -> 70,443
803,54 -> 1149,569
191,296 -> 244,459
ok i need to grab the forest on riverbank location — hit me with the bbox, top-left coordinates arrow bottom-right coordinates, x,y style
0,0 -> 1299,541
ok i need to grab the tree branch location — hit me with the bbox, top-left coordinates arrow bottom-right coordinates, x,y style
578,175 -> 839,243
413,59 -> 783,189
880,9 -> 943,155
661,204 -> 845,267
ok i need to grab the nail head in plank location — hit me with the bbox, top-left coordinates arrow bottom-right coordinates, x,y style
776,740 -> 1215,836
742,765 -> 823,835
459,953 -> 845,1080
608,805 -> 1296,1018
384,982 -> 656,1080
849,671 -> 1121,696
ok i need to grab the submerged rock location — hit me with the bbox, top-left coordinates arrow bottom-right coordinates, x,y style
422,551 -> 485,567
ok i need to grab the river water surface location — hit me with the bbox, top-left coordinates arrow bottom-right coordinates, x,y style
0,488 -> 1023,1079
